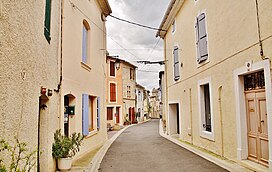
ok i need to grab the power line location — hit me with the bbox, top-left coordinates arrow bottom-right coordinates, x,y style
69,1 -> 140,61
109,14 -> 167,31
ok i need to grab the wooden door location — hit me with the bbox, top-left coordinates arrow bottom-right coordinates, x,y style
116,107 -> 120,124
246,90 -> 268,166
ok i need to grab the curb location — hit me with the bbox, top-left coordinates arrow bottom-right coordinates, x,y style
158,119 -> 254,172
86,124 -> 136,172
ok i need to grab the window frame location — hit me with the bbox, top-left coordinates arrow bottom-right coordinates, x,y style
197,77 -> 214,141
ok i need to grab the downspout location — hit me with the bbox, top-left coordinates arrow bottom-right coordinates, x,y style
189,88 -> 193,144
164,38 -> 169,134
255,0 -> 265,60
218,86 -> 224,157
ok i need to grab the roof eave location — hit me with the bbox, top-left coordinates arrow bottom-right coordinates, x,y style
156,0 -> 185,39
98,0 -> 112,17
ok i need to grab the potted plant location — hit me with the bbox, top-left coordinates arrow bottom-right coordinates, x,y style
52,129 -> 83,171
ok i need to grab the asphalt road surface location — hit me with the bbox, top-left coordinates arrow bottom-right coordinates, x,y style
99,119 -> 228,172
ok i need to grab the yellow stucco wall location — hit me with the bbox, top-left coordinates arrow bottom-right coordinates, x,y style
0,1 -> 61,171
164,0 -> 272,163
61,0 -> 108,160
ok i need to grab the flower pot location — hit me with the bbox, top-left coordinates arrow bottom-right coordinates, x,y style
57,157 -> 72,171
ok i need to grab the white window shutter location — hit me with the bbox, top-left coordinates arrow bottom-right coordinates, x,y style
173,47 -> 180,81
196,13 -> 208,63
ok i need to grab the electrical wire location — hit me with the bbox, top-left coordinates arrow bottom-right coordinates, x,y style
109,14 -> 167,31
69,1 -> 140,61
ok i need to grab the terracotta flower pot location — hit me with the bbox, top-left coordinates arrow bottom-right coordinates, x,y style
57,157 -> 72,171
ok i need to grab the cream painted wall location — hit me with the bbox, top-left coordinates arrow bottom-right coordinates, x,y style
61,0 -> 108,160
0,1 -> 61,171
163,0 -> 272,166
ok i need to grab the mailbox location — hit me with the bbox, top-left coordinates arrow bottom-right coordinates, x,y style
68,106 -> 75,115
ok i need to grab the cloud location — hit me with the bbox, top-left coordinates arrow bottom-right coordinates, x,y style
107,0 -> 169,90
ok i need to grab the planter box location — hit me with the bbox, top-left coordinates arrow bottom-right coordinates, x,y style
58,157 -> 72,171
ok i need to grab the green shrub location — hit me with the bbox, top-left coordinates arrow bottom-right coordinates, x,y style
52,130 -> 83,159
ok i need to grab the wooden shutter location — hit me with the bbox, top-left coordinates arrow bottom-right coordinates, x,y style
44,0 -> 51,43
173,46 -> 180,81
82,94 -> 89,136
110,61 -> 115,76
97,97 -> 100,130
82,25 -> 87,63
196,13 -> 208,63
107,107 -> 113,120
110,83 -> 116,102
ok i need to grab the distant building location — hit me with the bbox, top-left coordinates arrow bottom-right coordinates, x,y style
136,84 -> 145,122
157,0 -> 272,170
143,90 -> 151,119
149,88 -> 160,118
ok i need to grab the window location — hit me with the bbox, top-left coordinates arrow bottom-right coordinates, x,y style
195,13 -> 208,64
110,83 -> 116,102
198,77 -> 214,140
82,94 -> 96,136
130,68 -> 134,80
172,20 -> 176,33
173,46 -> 180,81
107,107 -> 113,120
82,20 -> 90,64
44,0 -> 51,43
127,86 -> 131,98
110,61 -> 115,77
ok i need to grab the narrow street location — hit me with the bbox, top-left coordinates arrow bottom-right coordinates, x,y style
99,119 -> 228,172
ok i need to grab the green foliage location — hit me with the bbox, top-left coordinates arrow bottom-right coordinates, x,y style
52,130 -> 83,159
0,137 -> 37,172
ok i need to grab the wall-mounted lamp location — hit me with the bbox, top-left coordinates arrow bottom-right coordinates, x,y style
115,59 -> 121,70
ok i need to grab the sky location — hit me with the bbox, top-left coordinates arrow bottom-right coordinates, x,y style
106,0 -> 170,91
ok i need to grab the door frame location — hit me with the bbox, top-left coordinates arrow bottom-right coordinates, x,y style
234,59 -> 272,168
168,102 -> 181,135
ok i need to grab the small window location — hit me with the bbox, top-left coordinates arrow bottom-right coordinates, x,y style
107,107 -> 113,120
172,20 -> 176,33
82,20 -> 90,64
110,83 -> 116,102
127,86 -> 131,98
88,96 -> 95,132
195,13 -> 208,63
44,0 -> 51,43
110,61 -> 115,77
173,46 -> 180,81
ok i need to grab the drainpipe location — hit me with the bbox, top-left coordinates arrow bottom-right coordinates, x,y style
255,0 -> 265,60
189,88 -> 193,144
164,38 -> 169,134
218,86 -> 224,157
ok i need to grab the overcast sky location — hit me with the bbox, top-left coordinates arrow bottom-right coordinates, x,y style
106,0 -> 170,91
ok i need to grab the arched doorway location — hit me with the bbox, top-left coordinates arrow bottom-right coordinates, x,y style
64,94 -> 76,136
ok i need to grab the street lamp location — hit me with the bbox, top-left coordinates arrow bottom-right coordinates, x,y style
115,59 -> 121,70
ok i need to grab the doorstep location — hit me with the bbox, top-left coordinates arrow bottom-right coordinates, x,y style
158,119 -> 265,172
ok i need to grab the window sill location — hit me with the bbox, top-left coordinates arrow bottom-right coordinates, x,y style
197,59 -> 210,68
81,62 -> 92,71
85,130 -> 98,139
200,130 -> 214,141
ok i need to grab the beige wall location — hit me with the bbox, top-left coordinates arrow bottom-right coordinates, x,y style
163,0 -> 272,166
61,0 -> 108,160
0,0 -> 61,171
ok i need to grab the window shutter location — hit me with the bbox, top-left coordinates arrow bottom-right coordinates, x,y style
110,61 -> 115,76
173,47 -> 180,81
97,97 -> 100,130
196,13 -> 208,63
44,0 -> 51,43
82,26 -> 87,63
82,94 -> 89,136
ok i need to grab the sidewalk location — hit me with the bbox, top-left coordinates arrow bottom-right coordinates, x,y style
158,119 -> 268,172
